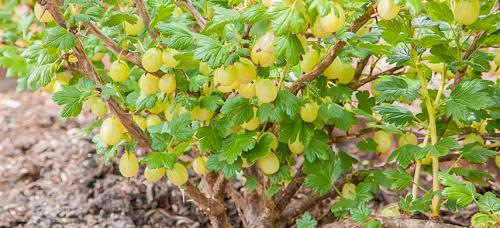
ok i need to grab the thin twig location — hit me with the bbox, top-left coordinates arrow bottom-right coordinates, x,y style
135,0 -> 159,41
181,0 -> 206,29
350,66 -> 404,89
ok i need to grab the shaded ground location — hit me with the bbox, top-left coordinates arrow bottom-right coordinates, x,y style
0,82 -> 211,227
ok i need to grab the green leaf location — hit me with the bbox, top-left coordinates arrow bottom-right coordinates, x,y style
193,35 -> 234,68
241,4 -> 268,22
244,176 -> 258,191
103,12 -> 137,27
52,85 -> 85,118
204,6 -> 239,33
478,192 -> 500,213
156,22 -> 196,50
384,168 -> 412,191
318,103 -> 358,131
388,144 -> 421,168
460,146 -> 496,164
358,139 -> 377,152
374,76 -> 420,102
140,152 -> 177,170
268,2 -> 306,35
449,167 -> 493,187
257,103 -> 281,123
304,155 -> 343,195
219,131 -> 256,164
296,212 -> 317,228
445,79 -> 494,122
168,113 -> 195,141
189,75 -> 209,92
28,64 -> 54,89
199,94 -> 224,112
220,96 -> 254,124
44,27 -> 76,51
279,118 -> 314,144
423,137 -> 459,157
386,43 -> 412,66
351,203 -> 371,223
303,130 -> 329,162
243,133 -> 272,164
206,153 -> 242,178
439,172 -> 478,208
356,91 -> 375,114
375,104 -> 413,127
275,90 -> 302,118
274,34 -> 305,65
328,84 -> 353,103
92,134 -> 123,165
426,1 -> 454,23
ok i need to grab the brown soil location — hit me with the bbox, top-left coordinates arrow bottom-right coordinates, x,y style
0,83 -> 211,227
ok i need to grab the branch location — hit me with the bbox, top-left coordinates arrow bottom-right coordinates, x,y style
288,4 -> 376,94
353,56 -> 370,82
135,0 -> 159,41
278,172 -> 363,226
84,22 -> 164,77
274,169 -> 305,210
350,66 -> 404,90
451,30 -> 487,87
180,0 -> 206,29
321,217 -> 463,228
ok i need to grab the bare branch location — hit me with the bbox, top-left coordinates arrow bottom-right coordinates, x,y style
452,30 -> 487,87
288,4 -> 376,94
274,169 -> 305,210
350,66 -> 404,90
180,0 -> 206,29
353,56 -> 370,82
135,0 -> 159,41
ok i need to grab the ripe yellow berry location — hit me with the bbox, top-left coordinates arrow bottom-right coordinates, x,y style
494,50 -> 500,67
217,80 -> 240,93
300,102 -> 319,123
192,106 -> 214,122
269,133 -> 278,151
133,115 -> 147,131
100,117 -> 125,145
162,48 -> 179,68
255,78 -> 278,103
192,156 -> 208,175
257,152 -> 280,175
91,53 -> 104,62
235,58 -> 257,84
124,15 -> 144,36
109,60 -> 129,82
159,74 -> 177,95
144,166 -> 166,182
119,152 -> 139,177
199,62 -> 212,75
149,101 -> 164,114
139,73 -> 159,95
374,130 -> 393,154
452,0 -> 480,25
398,133 -> 418,146
324,58 -> 355,84
146,114 -> 162,128
251,32 -> 276,67
237,82 -> 256,99
90,98 -> 108,117
377,0 -> 400,20
288,139 -> 304,154
142,48 -> 163,73
34,3 -> 54,23
166,163 -> 189,186
214,66 -> 237,86
300,49 -> 320,73
318,3 -> 345,33
311,18 -> 330,38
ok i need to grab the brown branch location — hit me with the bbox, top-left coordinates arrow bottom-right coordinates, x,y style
84,22 -> 164,77
288,4 -> 376,94
452,30 -> 487,87
274,169 -> 305,210
226,185 -> 251,228
278,172 -> 363,226
353,56 -> 370,82
350,66 -> 404,90
321,217 -> 463,228
135,0 -> 159,41
181,0 -> 206,29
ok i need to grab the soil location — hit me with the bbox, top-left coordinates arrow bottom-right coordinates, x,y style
0,80 -> 211,227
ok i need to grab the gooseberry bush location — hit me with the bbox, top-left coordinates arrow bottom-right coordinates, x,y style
0,0 -> 499,227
